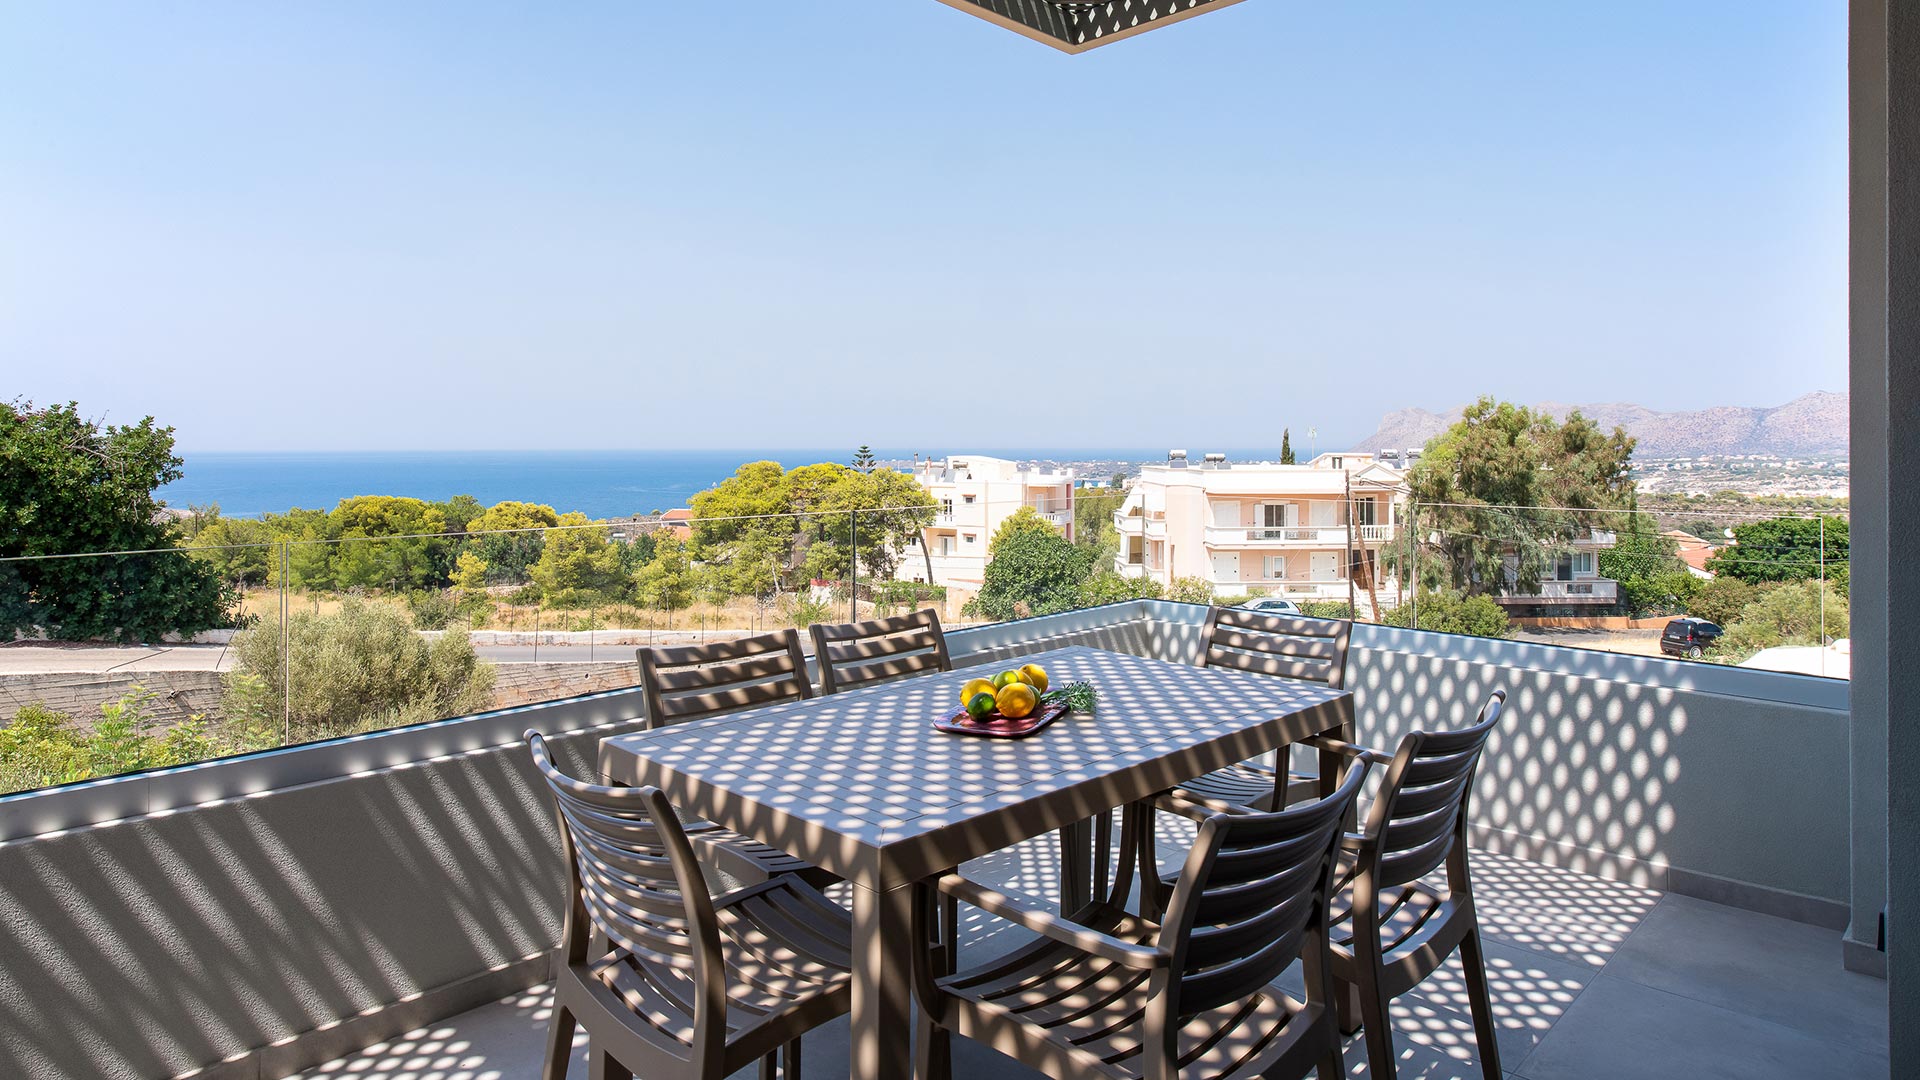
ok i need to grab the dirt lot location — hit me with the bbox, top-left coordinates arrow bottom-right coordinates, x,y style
1508,626 -> 1666,658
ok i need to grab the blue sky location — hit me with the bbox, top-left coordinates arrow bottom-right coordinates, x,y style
0,2 -> 1846,452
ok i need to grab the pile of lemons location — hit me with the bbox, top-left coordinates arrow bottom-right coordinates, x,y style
959,663 -> 1049,720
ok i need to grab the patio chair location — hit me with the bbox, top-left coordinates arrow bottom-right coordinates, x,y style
1174,607 -> 1351,812
526,731 -> 851,1080
1284,689 -> 1508,1080
910,760 -> 1371,1080
636,631 -> 837,889
810,609 -> 953,694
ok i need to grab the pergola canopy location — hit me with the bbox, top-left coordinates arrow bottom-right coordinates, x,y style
934,0 -> 1250,53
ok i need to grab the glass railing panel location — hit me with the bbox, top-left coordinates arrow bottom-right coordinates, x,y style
0,546 -> 274,794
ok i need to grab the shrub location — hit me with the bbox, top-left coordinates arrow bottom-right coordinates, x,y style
1077,570 -> 1163,607
784,593 -> 834,630
1164,577 -> 1218,606
1381,590 -> 1511,638
874,581 -> 947,606
1686,577 -> 1757,626
0,688 -> 272,795
1299,601 -> 1357,620
226,598 -> 495,741
405,589 -> 459,630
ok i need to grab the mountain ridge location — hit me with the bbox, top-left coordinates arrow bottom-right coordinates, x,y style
1351,392 -> 1847,459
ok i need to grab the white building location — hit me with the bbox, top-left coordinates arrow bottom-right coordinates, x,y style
896,456 -> 1076,589
1115,452 -> 1406,603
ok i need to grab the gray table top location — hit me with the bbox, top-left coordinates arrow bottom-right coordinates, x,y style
599,645 -> 1352,888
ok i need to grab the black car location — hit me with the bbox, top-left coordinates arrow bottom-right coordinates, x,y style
1661,617 -> 1723,659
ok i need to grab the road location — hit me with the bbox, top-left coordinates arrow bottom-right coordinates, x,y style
0,642 -> 648,675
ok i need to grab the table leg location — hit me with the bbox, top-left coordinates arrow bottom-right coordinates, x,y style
850,879 -> 916,1080
1057,818 -> 1092,914
1319,699 -> 1358,826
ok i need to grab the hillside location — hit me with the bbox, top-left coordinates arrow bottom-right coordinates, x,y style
1352,392 -> 1847,459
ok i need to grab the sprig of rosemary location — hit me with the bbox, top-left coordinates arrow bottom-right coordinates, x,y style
1042,681 -> 1097,713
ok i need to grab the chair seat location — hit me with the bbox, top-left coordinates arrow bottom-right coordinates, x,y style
1324,852 -> 1468,999
1172,761 -> 1316,813
682,819 -> 840,891
571,877 -> 854,1073
937,907 -> 1327,1080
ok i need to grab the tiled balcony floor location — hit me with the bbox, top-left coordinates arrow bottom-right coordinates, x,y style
297,833 -> 1889,1080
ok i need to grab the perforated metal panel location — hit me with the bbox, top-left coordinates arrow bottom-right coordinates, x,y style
934,0 -> 1252,54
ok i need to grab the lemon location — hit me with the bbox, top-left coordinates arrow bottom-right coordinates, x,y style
1019,663 -> 1049,693
960,678 -> 997,708
965,691 -> 998,719
993,669 -> 1024,690
996,682 -> 1038,720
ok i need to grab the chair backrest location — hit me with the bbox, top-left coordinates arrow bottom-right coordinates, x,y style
1198,606 -> 1351,688
809,609 -> 952,694
524,731 -> 727,1059
1154,761 -> 1369,1024
1360,689 -> 1506,889
637,630 -> 813,729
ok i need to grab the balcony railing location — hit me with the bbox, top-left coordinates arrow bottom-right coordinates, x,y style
1204,523 -> 1396,546
1505,578 -> 1621,602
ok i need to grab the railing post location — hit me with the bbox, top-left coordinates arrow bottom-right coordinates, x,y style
850,509 -> 859,623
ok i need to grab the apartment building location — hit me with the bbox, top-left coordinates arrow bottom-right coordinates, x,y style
897,455 -> 1076,589
1114,451 -> 1406,603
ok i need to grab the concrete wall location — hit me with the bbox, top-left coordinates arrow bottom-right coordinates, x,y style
0,601 -> 1860,1078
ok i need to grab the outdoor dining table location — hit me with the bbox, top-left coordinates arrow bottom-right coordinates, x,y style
597,643 -> 1354,1080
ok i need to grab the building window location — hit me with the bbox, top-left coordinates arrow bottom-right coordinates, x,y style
1572,552 -> 1595,576
964,533 -> 976,544
940,498 -> 953,517
1265,555 -> 1287,579
963,494 -> 976,504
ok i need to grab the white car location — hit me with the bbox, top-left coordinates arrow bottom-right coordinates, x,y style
1238,597 -> 1303,617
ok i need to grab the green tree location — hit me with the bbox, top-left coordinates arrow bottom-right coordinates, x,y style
1404,398 -> 1636,597
327,496 -> 447,591
183,506 -> 277,587
965,528 -> 1093,621
0,400 -> 236,641
1598,524 -> 1699,616
988,505 -> 1060,556
852,445 -> 877,472
1280,429 -> 1295,465
1704,515 -> 1848,586
528,512 -> 628,607
465,500 -> 562,584
634,536 -> 696,615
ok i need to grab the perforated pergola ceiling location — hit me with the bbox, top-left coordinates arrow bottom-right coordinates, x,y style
934,0 -> 1250,53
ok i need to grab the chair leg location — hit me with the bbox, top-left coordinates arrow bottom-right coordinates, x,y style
1458,929 -> 1504,1079
1336,978 -> 1364,1036
541,1003 -> 576,1080
785,1037 -> 803,1080
1355,979 -> 1397,1080
589,1049 -> 631,1080
1318,1041 -> 1347,1080
761,1050 -> 778,1080
915,1012 -> 951,1080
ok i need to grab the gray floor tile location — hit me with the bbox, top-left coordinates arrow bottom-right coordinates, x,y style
1600,893 -> 1889,1053
1468,849 -> 1662,970
1383,938 -> 1593,1069
293,987 -> 585,1078
1514,975 -> 1887,1080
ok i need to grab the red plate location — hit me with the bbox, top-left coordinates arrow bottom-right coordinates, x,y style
933,700 -> 1070,739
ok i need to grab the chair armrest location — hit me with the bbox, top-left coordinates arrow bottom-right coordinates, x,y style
1155,790 -> 1256,819
935,873 -> 1170,970
1301,733 -> 1394,766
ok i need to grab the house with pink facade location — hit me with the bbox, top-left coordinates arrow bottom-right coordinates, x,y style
1114,451 -> 1405,605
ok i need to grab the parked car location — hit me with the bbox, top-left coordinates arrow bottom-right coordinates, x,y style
1661,617 -> 1724,659
1239,597 -> 1303,617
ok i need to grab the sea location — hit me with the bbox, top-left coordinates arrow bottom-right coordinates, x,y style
158,448 -> 1292,520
